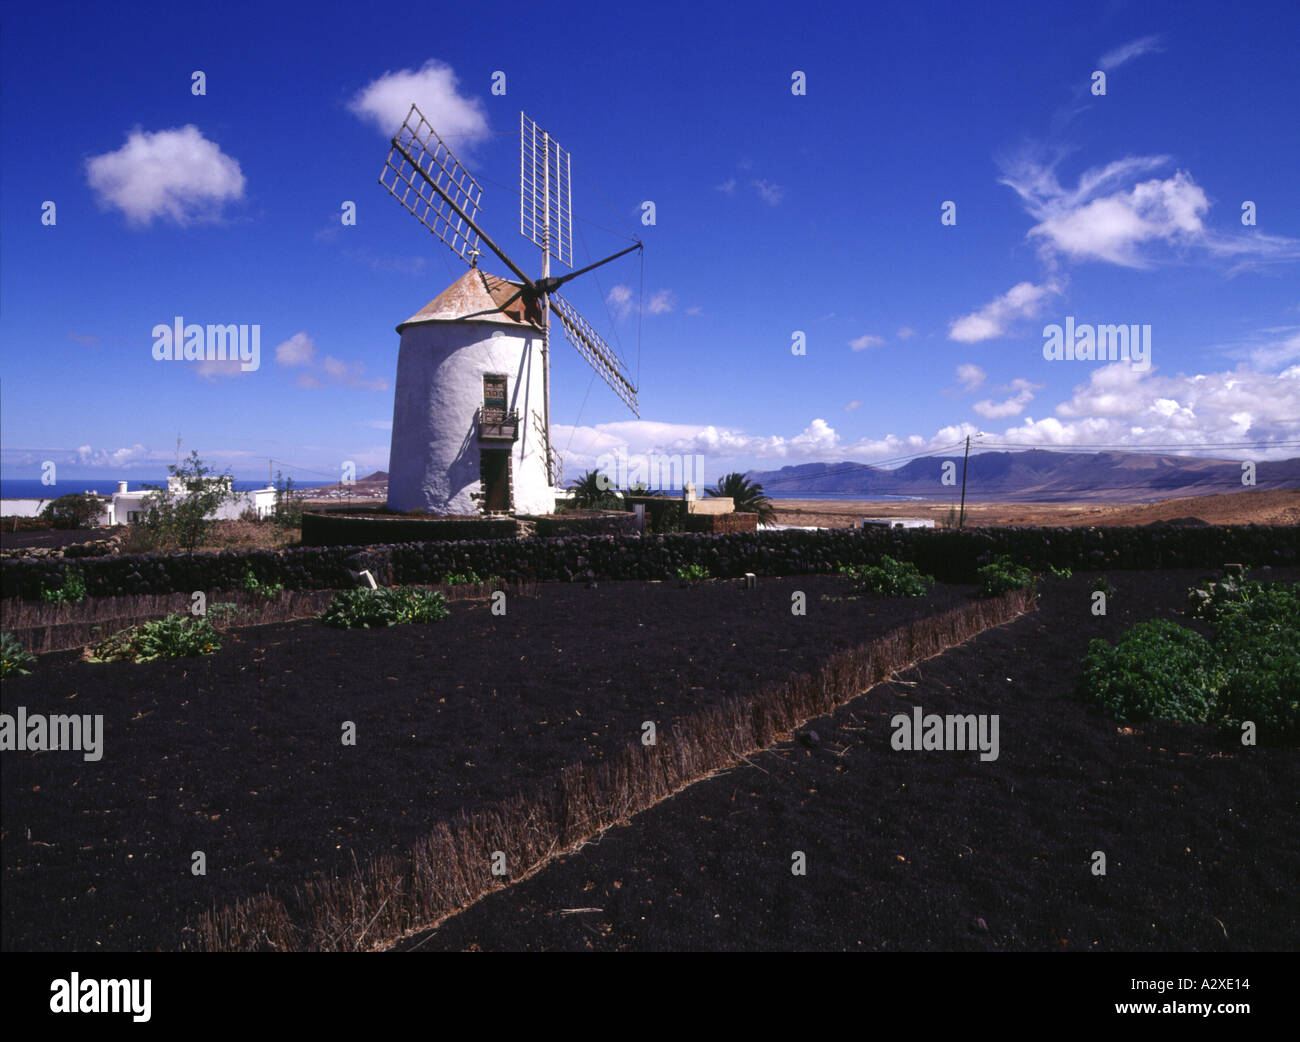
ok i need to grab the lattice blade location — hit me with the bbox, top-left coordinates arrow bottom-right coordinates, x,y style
380,104 -> 483,265
520,112 -> 573,268
551,293 -> 638,415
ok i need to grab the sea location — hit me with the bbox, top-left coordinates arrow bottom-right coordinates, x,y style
0,478 -> 331,498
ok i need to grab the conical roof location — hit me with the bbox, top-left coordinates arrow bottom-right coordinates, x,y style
396,268 -> 543,333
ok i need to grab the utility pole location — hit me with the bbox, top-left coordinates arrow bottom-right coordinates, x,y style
958,434 -> 972,530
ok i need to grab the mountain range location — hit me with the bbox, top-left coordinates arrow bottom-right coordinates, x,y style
747,450 -> 1300,503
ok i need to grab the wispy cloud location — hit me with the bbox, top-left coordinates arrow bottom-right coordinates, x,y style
274,332 -> 387,391
1098,35 -> 1163,72
948,280 -> 1060,343
608,284 -> 675,318
849,334 -> 885,351
955,363 -> 987,391
972,377 -> 1042,418
715,177 -> 737,194
752,179 -> 785,206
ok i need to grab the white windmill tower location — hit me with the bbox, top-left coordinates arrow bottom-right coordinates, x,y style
378,105 -> 640,516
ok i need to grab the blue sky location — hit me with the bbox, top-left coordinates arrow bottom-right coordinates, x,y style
2,0 -> 1299,490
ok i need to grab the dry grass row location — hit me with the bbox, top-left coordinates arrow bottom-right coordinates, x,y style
2,580 -> 538,655
184,587 -> 1036,952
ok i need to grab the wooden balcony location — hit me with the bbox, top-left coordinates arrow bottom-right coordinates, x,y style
478,406 -> 520,442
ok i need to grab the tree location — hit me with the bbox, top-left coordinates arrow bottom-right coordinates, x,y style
271,470 -> 305,530
567,469 -> 620,509
706,472 -> 777,525
139,451 -> 238,553
42,493 -> 103,529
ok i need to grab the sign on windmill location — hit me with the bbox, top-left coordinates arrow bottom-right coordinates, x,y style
378,104 -> 640,516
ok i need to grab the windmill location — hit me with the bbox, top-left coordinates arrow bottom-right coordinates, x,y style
378,104 -> 640,515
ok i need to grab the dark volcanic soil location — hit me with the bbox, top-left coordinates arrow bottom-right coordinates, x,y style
1,575 -> 974,951
403,568 -> 1300,952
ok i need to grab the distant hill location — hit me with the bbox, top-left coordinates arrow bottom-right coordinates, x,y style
357,471 -> 388,484
748,450 -> 1300,503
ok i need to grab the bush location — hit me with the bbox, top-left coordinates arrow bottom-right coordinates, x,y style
41,493 -> 102,529
319,587 -> 450,629
1,632 -> 36,678
676,563 -> 710,586
1078,619 -> 1220,724
1081,573 -> 1300,740
441,569 -> 483,586
40,568 -> 87,605
976,554 -> 1036,598
1091,574 -> 1115,598
88,614 -> 222,663
242,568 -> 284,599
838,556 -> 935,597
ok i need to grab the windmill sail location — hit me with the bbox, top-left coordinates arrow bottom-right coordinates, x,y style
380,105 -> 483,266
520,112 -> 573,268
550,292 -> 639,415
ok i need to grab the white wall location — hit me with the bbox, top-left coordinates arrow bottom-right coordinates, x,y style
387,319 -> 554,515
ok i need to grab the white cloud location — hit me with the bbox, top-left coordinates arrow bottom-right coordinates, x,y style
349,59 -> 489,148
275,332 -> 386,390
715,177 -> 737,194
86,125 -> 245,226
949,280 -> 1060,342
752,179 -> 785,205
275,332 -> 316,367
607,284 -> 674,318
849,334 -> 885,351
607,285 -> 634,320
646,289 -> 676,315
1098,35 -> 1163,71
845,400 -> 862,411
897,327 -> 916,340
972,378 -> 1042,419
955,363 -> 987,391
1000,154 -> 1300,269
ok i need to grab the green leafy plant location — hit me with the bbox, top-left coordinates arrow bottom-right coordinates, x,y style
242,568 -> 284,599
40,567 -> 88,605
839,556 -> 935,598
705,472 -> 776,525
441,569 -> 483,586
1046,564 -> 1072,580
1080,573 -> 1300,740
1091,574 -> 1115,598
1079,619 -> 1220,724
676,563 -> 710,585
88,613 -> 222,663
1,632 -> 36,678
319,587 -> 450,629
976,554 -> 1036,598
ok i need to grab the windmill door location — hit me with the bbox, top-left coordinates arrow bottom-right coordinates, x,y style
481,449 -> 510,512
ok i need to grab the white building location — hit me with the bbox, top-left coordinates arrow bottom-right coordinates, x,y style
1,480 -> 277,525
386,268 -> 555,516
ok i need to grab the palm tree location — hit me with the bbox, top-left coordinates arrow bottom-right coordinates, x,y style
568,469 -> 619,509
706,472 -> 777,525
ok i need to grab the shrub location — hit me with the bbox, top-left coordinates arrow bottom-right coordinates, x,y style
138,451 -> 239,554
1091,574 -> 1115,598
88,613 -> 222,663
271,471 -> 306,531
441,569 -> 483,586
40,568 -> 88,605
319,587 -> 450,629
838,556 -> 935,597
976,554 -> 1036,598
41,493 -> 103,529
1046,564 -> 1072,580
242,568 -> 284,599
1078,619 -> 1220,724
1210,581 -> 1300,738
676,563 -> 710,585
1,632 -> 36,678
